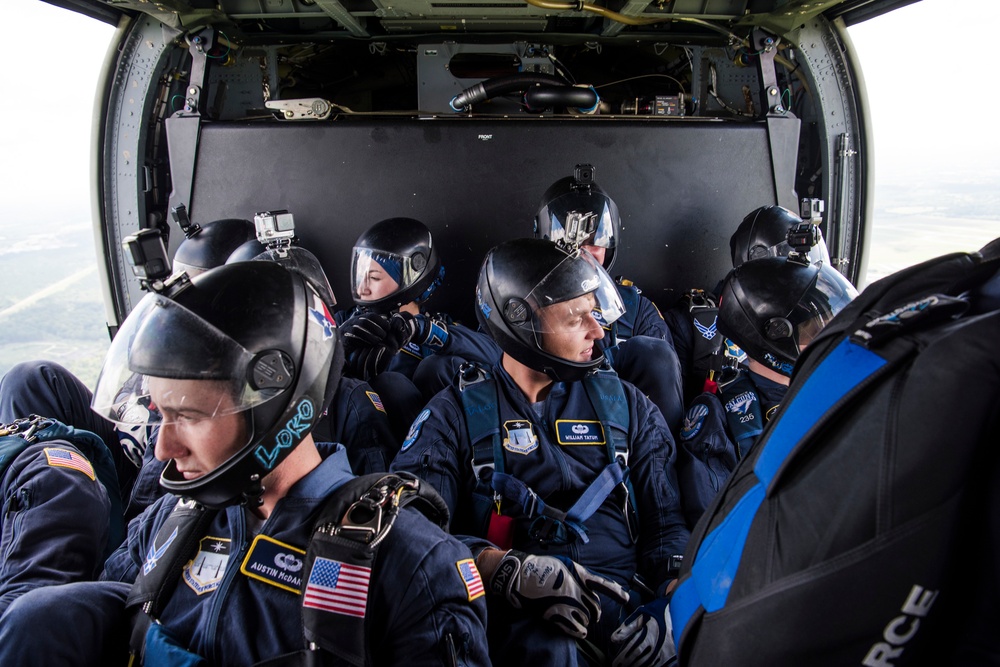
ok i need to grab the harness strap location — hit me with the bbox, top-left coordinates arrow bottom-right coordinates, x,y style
460,363 -> 634,545
670,337 -> 897,648
300,472 -> 449,667
126,498 -> 218,664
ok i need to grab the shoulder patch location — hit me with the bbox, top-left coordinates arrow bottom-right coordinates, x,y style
680,403 -> 710,441
43,447 -> 95,480
365,390 -> 386,413
457,558 -> 485,601
185,536 -> 233,595
240,534 -> 305,594
502,420 -> 539,455
401,408 -> 431,450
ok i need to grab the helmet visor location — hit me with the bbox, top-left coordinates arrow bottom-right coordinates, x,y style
516,250 -> 624,361
789,267 -> 858,349
92,294 -> 286,426
351,248 -> 425,305
540,192 -> 619,251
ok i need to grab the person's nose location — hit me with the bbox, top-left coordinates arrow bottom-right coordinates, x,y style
585,313 -> 605,340
154,422 -> 188,461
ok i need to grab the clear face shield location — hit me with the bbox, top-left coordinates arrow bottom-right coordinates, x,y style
541,192 -> 618,252
789,268 -> 858,350
518,250 -> 625,361
92,294 -> 286,430
351,248 -> 425,305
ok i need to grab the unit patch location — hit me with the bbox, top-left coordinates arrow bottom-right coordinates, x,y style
184,536 -> 232,595
43,447 -> 95,480
401,408 -> 431,450
366,390 -> 386,413
239,535 -> 305,594
555,420 -> 606,445
502,420 -> 539,455
725,391 -> 757,416
680,403 -> 710,441
457,558 -> 485,601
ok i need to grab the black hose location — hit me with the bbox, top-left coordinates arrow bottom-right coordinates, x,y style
523,85 -> 598,112
450,72 -> 567,111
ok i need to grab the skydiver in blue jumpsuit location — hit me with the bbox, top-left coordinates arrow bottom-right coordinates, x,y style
675,254 -> 857,528
336,217 -> 501,429
533,165 -> 684,431
0,261 -> 489,666
0,417 -> 115,617
392,238 -> 689,667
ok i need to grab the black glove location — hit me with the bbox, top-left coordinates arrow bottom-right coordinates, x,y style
340,312 -> 401,381
389,312 -> 451,351
489,550 -> 629,639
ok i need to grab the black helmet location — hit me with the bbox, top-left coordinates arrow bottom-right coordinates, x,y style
476,238 -> 625,382
534,165 -> 621,271
173,218 -> 258,276
718,257 -> 857,376
92,261 -> 343,508
730,205 -> 831,268
350,217 -> 444,312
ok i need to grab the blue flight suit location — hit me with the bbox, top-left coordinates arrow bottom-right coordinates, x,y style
0,360 -> 139,498
675,369 -> 787,528
0,439 -> 111,616
390,363 -> 689,664
599,281 -> 684,431
0,444 -> 490,666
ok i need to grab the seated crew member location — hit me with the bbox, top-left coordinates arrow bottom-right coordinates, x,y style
534,164 -> 684,431
676,254 -> 857,528
391,238 -> 689,667
0,261 -> 490,667
338,217 -> 501,424
0,414 -> 118,617
663,204 -> 833,404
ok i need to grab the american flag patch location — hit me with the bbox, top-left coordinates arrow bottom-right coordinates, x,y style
456,558 -> 485,601
365,391 -> 386,413
43,447 -> 95,480
303,557 -> 371,618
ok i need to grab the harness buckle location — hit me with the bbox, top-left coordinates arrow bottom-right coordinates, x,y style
0,414 -> 54,441
335,474 -> 419,544
528,515 -> 572,545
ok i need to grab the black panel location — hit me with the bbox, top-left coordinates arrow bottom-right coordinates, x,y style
190,119 -> 785,324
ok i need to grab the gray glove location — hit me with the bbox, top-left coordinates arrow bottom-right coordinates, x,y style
610,597 -> 676,667
490,550 -> 629,639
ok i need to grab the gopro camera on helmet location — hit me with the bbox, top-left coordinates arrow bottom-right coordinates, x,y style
786,222 -> 822,265
573,163 -> 595,186
122,228 -> 172,284
254,210 -> 296,247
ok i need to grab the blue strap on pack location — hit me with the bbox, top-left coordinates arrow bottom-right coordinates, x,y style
670,338 -> 889,646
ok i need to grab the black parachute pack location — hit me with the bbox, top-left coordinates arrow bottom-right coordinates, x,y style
670,238 -> 1000,666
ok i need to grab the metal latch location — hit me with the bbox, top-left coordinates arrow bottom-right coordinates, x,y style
265,98 -> 333,120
